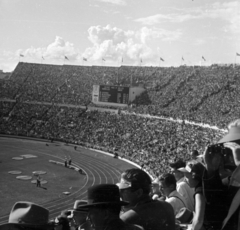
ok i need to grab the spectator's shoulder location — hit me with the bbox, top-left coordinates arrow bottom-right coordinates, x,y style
120,209 -> 138,223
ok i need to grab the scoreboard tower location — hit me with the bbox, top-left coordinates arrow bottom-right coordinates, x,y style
92,85 -> 145,107
92,85 -> 129,107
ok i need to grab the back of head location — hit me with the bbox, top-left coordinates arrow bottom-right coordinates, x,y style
169,159 -> 186,170
159,173 -> 176,188
118,168 -> 152,194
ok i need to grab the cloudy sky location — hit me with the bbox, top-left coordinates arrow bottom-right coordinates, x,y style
0,0 -> 240,71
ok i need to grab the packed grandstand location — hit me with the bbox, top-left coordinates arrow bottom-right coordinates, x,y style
0,62 -> 239,177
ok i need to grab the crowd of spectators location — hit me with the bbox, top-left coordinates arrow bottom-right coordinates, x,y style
1,62 -> 237,175
1,62 -> 240,230
1,62 -> 240,129
0,100 -> 223,177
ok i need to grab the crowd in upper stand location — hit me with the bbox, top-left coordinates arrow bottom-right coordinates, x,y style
1,62 -> 240,128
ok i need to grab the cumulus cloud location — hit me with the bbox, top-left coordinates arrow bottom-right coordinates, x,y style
4,25 -> 181,67
44,36 -> 79,60
82,24 -> 181,63
13,36 -> 79,61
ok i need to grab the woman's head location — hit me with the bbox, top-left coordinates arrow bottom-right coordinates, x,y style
178,160 -> 205,188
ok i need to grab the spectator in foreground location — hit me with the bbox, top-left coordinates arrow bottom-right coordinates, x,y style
77,184 -> 144,230
58,200 -> 92,230
159,173 -> 187,215
0,201 -> 55,230
203,118 -> 240,230
178,160 -> 206,230
117,168 -> 175,230
169,159 -> 195,212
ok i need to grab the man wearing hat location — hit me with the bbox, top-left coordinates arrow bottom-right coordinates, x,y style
0,201 -> 55,230
58,200 -> 92,230
117,168 -> 175,230
203,118 -> 240,230
169,159 -> 194,212
76,184 -> 144,230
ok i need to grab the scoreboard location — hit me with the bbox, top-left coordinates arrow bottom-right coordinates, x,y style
92,85 -> 129,106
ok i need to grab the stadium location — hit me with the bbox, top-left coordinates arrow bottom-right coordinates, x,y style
1,0 -> 240,229
0,61 -> 240,228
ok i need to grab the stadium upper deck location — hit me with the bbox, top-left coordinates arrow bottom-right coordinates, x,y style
0,62 -> 240,128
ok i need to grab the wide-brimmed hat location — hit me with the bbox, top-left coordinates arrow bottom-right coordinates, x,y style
218,127 -> 240,143
178,160 -> 205,179
73,200 -> 88,212
76,184 -> 128,209
0,202 -> 54,230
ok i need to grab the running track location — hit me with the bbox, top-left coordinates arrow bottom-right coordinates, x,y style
0,137 -> 137,224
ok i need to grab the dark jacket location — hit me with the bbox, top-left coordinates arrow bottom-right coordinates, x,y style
120,197 -> 175,230
202,169 -> 240,230
105,218 -> 144,230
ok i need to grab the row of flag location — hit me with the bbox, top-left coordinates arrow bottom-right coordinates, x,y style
19,53 -> 240,62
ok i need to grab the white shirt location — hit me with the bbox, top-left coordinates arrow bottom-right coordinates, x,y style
166,190 -> 187,215
177,177 -> 195,212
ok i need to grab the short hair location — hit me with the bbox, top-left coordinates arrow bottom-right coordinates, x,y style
159,173 -> 176,188
120,168 -> 152,194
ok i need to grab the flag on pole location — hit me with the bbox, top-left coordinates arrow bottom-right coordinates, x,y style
182,57 -> 184,61
140,58 -> 143,63
42,56 -> 45,60
65,56 -> 69,60
122,57 -> 123,63
160,57 -> 164,62
202,56 -> 206,61
236,53 -> 240,56
20,54 -> 24,57
102,58 -> 105,61
83,57 -> 87,61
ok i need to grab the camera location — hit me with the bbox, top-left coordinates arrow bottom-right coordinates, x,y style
208,144 -> 225,155
208,144 -> 234,168
66,210 -> 74,219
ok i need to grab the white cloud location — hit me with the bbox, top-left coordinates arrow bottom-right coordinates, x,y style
135,1 -> 240,34
135,13 -> 201,25
83,24 -> 182,63
44,36 -> 79,60
96,0 -> 126,6
1,25 -> 181,69
11,37 -> 80,61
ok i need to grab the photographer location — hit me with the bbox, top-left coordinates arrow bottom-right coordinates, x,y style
203,119 -> 240,230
